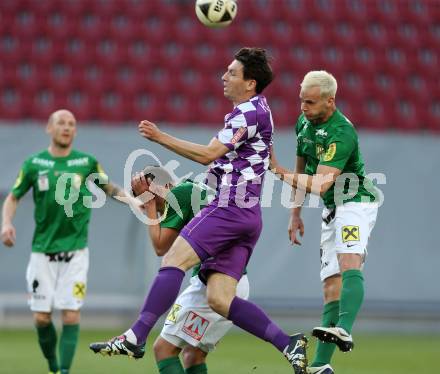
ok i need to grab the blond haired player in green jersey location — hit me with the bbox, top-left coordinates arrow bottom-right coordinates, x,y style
271,71 -> 379,374
1,109 -> 132,374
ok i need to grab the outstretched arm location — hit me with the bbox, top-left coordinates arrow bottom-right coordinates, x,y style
102,182 -> 124,199
1,193 -> 19,247
102,182 -> 144,209
270,149 -> 341,196
138,120 -> 229,165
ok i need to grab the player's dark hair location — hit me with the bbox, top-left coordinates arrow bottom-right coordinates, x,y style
234,47 -> 273,94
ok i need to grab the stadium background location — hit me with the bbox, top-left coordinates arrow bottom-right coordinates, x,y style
0,0 -> 438,373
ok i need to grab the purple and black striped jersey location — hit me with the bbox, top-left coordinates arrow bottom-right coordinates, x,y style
207,95 -> 274,205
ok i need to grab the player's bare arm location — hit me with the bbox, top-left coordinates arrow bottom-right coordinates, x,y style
132,173 -> 179,256
102,181 -> 145,211
142,198 -> 179,256
270,149 -> 342,196
1,193 -> 18,247
138,120 -> 229,165
102,182 -> 124,199
289,156 -> 306,245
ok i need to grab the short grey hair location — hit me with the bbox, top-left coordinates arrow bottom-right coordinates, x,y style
300,70 -> 337,98
48,109 -> 75,124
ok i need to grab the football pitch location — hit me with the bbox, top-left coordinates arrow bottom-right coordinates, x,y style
0,329 -> 436,373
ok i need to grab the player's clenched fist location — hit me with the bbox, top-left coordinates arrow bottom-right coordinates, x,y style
138,120 -> 162,142
1,223 -> 16,247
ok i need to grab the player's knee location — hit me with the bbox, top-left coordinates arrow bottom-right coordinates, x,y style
323,275 -> 341,302
207,293 -> 229,317
61,310 -> 80,325
338,253 -> 363,272
182,346 -> 207,367
153,337 -> 181,361
153,338 -> 164,359
34,312 -> 52,327
161,252 -> 177,267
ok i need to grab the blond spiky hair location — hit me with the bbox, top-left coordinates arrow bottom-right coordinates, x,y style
300,70 -> 338,98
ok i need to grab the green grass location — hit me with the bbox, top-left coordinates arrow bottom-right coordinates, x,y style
0,329 -> 437,373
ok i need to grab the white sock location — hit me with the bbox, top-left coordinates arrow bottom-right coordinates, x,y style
124,329 -> 138,345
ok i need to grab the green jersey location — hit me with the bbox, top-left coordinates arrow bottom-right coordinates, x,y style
11,149 -> 108,253
159,181 -> 208,277
295,109 -> 377,208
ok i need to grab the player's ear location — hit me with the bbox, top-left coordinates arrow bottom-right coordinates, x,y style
246,79 -> 257,93
46,121 -> 52,135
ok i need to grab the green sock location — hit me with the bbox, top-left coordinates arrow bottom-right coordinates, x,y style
59,324 -> 79,373
311,300 -> 339,367
36,322 -> 59,372
337,269 -> 364,334
157,357 -> 185,374
185,363 -> 208,374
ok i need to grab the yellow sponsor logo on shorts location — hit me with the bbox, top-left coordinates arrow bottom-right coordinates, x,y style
73,282 -> 86,299
166,304 -> 182,324
323,143 -> 337,162
342,225 -> 360,242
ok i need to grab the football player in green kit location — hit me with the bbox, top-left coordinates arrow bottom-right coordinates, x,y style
92,166 -> 250,374
1,109 -> 129,374
270,71 -> 379,374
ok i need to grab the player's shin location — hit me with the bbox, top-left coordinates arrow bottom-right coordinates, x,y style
130,267 -> 185,344
336,270 -> 364,334
311,301 -> 339,367
157,357 -> 185,374
227,296 -> 290,352
36,322 -> 59,373
228,297 -> 307,372
59,324 -> 79,373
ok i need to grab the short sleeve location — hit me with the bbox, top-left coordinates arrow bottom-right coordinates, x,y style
295,117 -> 305,157
11,161 -> 33,199
216,112 -> 256,151
160,185 -> 192,231
319,128 -> 356,170
90,159 -> 109,187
